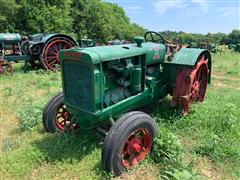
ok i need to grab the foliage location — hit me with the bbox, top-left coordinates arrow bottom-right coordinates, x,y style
160,29 -> 240,46
1,0 -> 238,44
152,124 -> 183,165
162,169 -> 201,180
17,97 -> 45,131
14,0 -> 73,35
0,0 -> 19,32
1,0 -> 145,42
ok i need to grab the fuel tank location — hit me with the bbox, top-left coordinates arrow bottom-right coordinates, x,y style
0,33 -> 22,45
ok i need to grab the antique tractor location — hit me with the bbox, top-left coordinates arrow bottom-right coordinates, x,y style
0,33 -> 78,75
43,31 -> 211,175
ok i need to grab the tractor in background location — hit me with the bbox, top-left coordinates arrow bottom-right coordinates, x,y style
0,33 -> 77,75
0,33 -> 132,75
42,31 -> 211,175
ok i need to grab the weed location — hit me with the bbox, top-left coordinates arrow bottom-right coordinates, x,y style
151,124 -> 183,165
17,98 -> 45,131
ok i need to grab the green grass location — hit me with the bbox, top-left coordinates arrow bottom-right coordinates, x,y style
0,51 -> 239,179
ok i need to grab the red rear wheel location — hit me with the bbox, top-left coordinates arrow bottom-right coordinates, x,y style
171,56 -> 209,114
42,37 -> 75,70
0,60 -> 13,75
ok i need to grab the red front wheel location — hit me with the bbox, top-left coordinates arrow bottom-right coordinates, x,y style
102,111 -> 157,175
42,92 -> 78,133
0,60 -> 13,75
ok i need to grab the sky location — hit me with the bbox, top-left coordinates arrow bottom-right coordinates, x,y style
105,0 -> 240,34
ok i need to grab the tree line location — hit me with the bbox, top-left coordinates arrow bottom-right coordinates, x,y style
0,0 -> 146,42
0,0 -> 239,45
160,30 -> 240,46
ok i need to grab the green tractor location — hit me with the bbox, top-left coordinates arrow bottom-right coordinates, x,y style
43,31 -> 211,175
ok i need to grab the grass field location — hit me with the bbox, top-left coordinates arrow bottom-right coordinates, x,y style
0,51 -> 239,179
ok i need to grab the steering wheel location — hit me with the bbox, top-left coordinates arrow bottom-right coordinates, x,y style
144,31 -> 165,44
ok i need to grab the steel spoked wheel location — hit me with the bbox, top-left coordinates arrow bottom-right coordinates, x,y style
190,57 -> 208,102
42,92 -> 78,133
121,128 -> 151,168
42,37 -> 75,70
55,103 -> 78,131
102,111 -> 157,175
0,60 -> 13,75
171,56 -> 209,114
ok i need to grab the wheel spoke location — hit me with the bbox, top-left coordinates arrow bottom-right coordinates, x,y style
47,56 -> 57,59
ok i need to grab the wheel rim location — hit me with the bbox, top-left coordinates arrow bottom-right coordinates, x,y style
121,128 -> 151,168
0,60 -> 13,75
43,38 -> 75,70
190,58 -> 208,102
171,56 -> 209,114
55,103 -> 78,131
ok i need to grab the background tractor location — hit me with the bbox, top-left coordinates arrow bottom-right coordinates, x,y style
0,33 -> 99,75
43,31 -> 211,175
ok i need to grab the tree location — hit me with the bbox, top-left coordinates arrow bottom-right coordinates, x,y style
0,0 -> 19,32
228,29 -> 240,44
14,0 -> 73,35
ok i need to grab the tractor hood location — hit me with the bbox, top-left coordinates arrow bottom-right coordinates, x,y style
59,42 -> 166,64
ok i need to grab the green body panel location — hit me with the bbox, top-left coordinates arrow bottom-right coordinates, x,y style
59,37 -> 211,128
66,89 -> 152,128
163,48 -> 212,83
30,33 -> 69,43
0,33 -> 21,45
59,42 -> 166,65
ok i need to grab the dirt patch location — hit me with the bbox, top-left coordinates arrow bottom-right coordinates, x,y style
196,158 -> 233,180
116,165 -> 159,180
0,109 -> 19,153
212,82 -> 240,91
212,74 -> 240,82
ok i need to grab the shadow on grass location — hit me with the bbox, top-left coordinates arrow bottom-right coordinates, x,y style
32,128 -> 104,163
13,62 -> 53,74
29,97 -> 181,178
138,97 -> 182,124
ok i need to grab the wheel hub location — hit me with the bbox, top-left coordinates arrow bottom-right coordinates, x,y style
128,139 -> 142,153
55,103 -> 78,131
121,129 -> 151,168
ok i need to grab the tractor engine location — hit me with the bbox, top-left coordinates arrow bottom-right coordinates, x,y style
103,57 -> 141,107
59,36 -> 168,127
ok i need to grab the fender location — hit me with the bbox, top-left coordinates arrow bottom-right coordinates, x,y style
40,33 -> 77,46
164,48 -> 212,83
